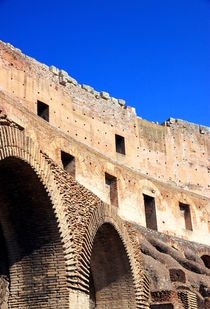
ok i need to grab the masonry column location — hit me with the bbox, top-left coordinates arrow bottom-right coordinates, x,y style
69,290 -> 89,309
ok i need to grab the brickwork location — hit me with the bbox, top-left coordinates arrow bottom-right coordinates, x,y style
0,89 -> 209,246
90,223 -> 136,308
0,40 -> 209,308
0,105 -> 209,308
178,291 -> 198,309
0,277 -> 9,309
0,41 -> 209,245
151,290 -> 186,308
0,158 -> 69,308
0,116 -> 150,307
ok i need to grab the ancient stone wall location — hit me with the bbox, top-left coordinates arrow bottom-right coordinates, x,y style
0,56 -> 210,243
0,40 -> 209,308
0,41 -> 209,196
0,118 -> 151,308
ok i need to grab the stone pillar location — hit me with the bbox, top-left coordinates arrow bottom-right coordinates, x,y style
69,290 -> 89,309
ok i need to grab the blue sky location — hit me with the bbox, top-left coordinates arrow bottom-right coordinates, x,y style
0,0 -> 209,126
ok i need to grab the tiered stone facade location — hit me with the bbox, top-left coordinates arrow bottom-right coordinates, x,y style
0,41 -> 209,308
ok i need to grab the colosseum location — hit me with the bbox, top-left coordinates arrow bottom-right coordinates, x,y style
0,40 -> 209,309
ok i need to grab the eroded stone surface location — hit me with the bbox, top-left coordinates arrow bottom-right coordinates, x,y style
0,40 -> 209,308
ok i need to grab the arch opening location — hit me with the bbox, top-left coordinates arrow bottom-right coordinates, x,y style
201,255 -> 210,269
0,157 -> 68,308
89,223 -> 136,309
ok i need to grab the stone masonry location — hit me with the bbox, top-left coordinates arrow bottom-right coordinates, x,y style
0,40 -> 209,308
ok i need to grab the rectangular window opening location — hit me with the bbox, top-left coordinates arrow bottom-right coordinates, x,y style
115,134 -> 125,155
37,100 -> 49,122
143,194 -> 158,231
179,202 -> 193,231
105,173 -> 118,207
61,151 -> 75,178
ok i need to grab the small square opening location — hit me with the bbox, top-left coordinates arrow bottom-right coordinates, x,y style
115,134 -> 125,155
105,173 -> 118,207
169,268 -> 186,283
37,100 -> 49,122
61,151 -> 75,177
179,202 -> 193,231
143,194 -> 157,231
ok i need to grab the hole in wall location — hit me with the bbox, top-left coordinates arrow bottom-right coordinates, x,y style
61,151 -> 75,178
37,100 -> 49,122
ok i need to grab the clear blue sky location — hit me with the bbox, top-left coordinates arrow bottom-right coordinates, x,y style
0,0 -> 209,126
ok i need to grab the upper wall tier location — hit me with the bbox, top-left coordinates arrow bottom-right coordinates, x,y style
0,40 -> 210,246
0,40 -> 209,198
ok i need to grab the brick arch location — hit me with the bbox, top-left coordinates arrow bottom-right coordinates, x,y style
0,157 -> 70,307
198,249 -> 210,269
198,248 -> 210,258
0,126 -> 73,286
0,125 -> 76,306
76,203 -> 150,308
0,123 -> 150,308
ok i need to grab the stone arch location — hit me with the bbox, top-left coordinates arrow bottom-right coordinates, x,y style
73,202 -> 150,308
0,124 -> 75,306
200,255 -> 210,269
198,248 -> 210,269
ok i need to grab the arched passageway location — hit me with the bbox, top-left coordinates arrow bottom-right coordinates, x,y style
89,223 -> 136,309
0,157 -> 68,308
201,255 -> 210,269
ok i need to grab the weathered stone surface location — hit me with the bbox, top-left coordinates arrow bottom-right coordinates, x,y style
82,84 -> 94,93
0,40 -> 209,309
59,69 -> 68,77
49,65 -> 59,75
100,91 -> 110,100
111,97 -> 118,104
118,98 -> 126,106
67,76 -> 78,85
0,277 -> 9,308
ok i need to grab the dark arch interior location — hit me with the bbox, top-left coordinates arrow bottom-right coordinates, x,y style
150,304 -> 174,309
201,255 -> 210,269
0,224 -> 9,308
0,224 -> 9,277
0,157 -> 68,308
89,223 -> 136,309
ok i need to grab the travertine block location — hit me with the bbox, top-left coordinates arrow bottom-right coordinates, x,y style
49,65 -> 59,76
100,91 -> 110,100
